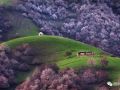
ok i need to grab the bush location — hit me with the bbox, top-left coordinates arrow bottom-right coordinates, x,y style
100,57 -> 109,68
96,70 -> 108,82
81,69 -> 97,84
65,51 -> 72,57
0,75 -> 9,88
87,59 -> 96,67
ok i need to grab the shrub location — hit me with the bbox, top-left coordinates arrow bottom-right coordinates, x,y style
81,69 -> 97,84
96,70 -> 108,82
0,75 -> 9,88
100,57 -> 109,68
87,59 -> 96,67
65,51 -> 72,57
96,85 -> 109,90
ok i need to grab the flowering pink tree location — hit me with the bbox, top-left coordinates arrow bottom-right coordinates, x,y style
0,75 -> 9,88
81,69 -> 97,84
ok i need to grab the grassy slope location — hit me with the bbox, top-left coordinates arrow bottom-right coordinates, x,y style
3,35 -> 120,83
0,0 -> 19,6
0,0 -> 39,40
0,0 -> 12,6
6,12 -> 39,40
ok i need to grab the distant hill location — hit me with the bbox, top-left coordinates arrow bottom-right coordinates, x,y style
3,35 -> 120,84
0,6 -> 39,41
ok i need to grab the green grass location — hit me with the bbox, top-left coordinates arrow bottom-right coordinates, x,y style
3,35 -> 120,83
6,12 -> 39,40
0,0 -> 19,6
0,6 -> 39,40
0,1 -> 39,40
0,0 -> 13,5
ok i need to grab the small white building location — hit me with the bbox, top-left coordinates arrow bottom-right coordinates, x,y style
38,32 -> 44,36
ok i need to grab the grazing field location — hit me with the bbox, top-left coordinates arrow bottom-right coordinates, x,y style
0,0 -> 12,5
6,11 -> 39,40
0,0 -> 19,6
3,35 -> 120,84
0,2 -> 39,41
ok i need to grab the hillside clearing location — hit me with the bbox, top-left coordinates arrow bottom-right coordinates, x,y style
3,35 -> 120,83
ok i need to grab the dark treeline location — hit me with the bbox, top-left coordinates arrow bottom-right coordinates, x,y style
0,44 -> 36,89
0,7 -> 13,41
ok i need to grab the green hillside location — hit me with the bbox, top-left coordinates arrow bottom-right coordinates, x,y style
0,0 -> 39,41
6,12 -> 39,40
3,35 -> 120,83
0,0 -> 19,6
0,0 -> 13,6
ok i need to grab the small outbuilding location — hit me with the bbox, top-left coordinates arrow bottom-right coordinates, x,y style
77,51 -> 95,56
38,32 -> 44,36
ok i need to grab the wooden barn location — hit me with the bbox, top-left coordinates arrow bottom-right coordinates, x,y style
77,51 -> 95,56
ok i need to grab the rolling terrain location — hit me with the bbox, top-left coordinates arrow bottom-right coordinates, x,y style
3,35 -> 120,85
0,0 -> 11,5
6,11 -> 39,40
0,0 -> 39,41
0,1 -> 119,89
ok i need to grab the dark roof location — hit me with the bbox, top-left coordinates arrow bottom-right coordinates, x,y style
78,51 -> 93,53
